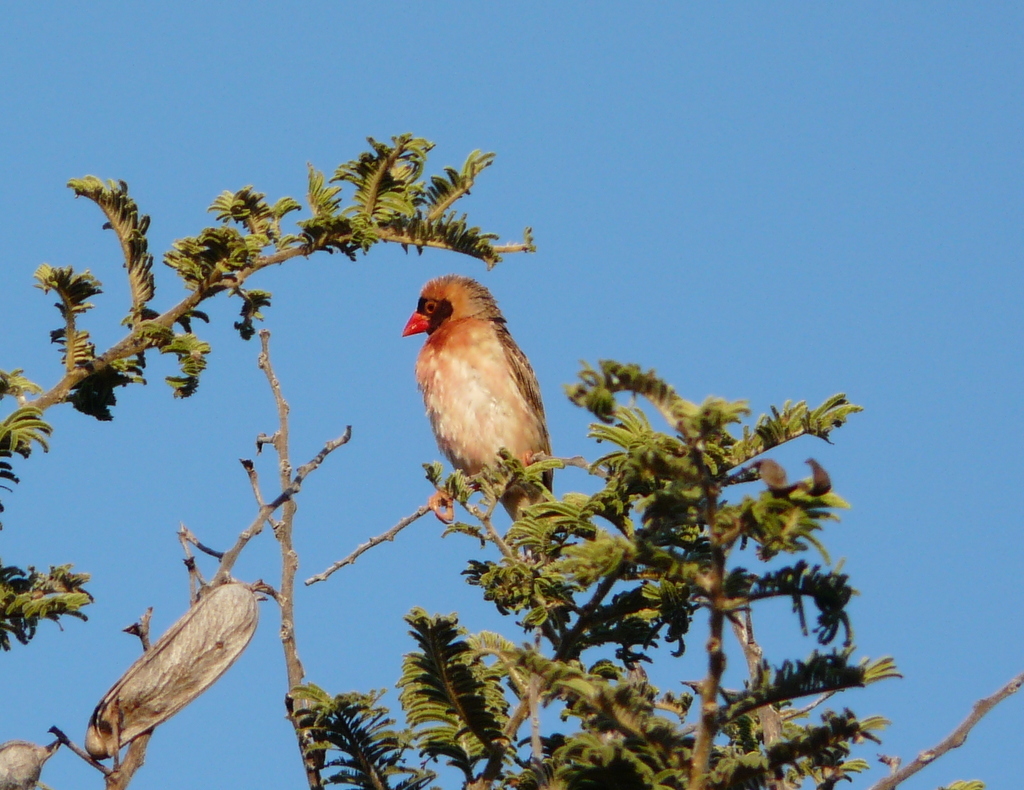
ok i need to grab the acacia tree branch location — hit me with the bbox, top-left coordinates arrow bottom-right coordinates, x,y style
688,546 -> 726,790
688,449 -> 727,790
305,505 -> 431,585
211,426 -> 350,585
47,726 -> 111,776
252,329 -> 349,790
727,610 -> 783,745
103,733 -> 152,790
553,572 -> 620,664
178,523 -> 224,560
728,610 -> 791,790
528,630 -> 545,785
867,670 -> 1024,790
27,246 -> 309,414
476,697 -> 532,787
26,205 -> 529,416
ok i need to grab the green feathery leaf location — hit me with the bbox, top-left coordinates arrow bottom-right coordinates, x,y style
731,560 -> 856,645
730,395 -> 863,466
0,370 -> 43,403
67,176 -> 155,325
0,562 -> 92,650
35,265 -> 103,372
397,609 -> 509,780
294,685 -> 434,790
160,333 -> 211,398
425,149 -> 496,221
334,134 -> 431,223
720,650 -> 898,724
231,288 -> 272,340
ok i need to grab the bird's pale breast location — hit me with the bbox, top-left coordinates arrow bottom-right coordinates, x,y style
415,320 -> 543,474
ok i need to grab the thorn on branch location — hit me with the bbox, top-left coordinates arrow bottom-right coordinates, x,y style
250,579 -> 280,602
123,607 -> 153,652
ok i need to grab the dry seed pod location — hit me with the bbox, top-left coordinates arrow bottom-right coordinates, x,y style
752,459 -> 799,496
0,740 -> 58,790
804,458 -> 832,495
85,582 -> 259,759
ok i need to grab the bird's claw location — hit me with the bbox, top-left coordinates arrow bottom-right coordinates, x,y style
428,490 -> 455,524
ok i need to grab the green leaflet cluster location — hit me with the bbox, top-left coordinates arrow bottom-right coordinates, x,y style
16,135 -> 528,422
0,562 -> 92,651
301,362 -> 900,790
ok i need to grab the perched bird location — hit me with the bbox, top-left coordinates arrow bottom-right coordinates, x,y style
402,274 -> 552,519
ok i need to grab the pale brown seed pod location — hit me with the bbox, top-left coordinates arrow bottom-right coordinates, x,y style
0,740 -> 58,790
752,459 -> 799,496
805,458 -> 832,496
85,582 -> 259,759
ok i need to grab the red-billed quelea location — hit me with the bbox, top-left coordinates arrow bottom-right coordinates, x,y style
402,274 -> 552,520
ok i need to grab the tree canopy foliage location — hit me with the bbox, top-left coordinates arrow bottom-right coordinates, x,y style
1,135 -> 1012,790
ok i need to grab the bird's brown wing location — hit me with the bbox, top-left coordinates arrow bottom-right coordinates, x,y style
497,324 -> 553,493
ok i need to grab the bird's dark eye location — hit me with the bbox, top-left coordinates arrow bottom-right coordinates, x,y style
423,300 -> 437,314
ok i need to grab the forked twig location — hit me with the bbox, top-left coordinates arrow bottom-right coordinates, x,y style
177,523 -> 224,560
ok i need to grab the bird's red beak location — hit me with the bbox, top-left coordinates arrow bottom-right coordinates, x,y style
402,312 -> 430,337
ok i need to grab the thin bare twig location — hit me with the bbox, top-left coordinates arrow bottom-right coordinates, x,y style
491,240 -> 533,255
252,330 -> 333,790
305,505 -> 431,585
529,631 -> 546,786
782,690 -> 837,720
47,726 -> 111,776
177,524 -> 224,560
530,453 -> 607,479
466,500 -> 515,559
211,426 -> 350,586
687,450 -> 727,790
727,609 -> 791,790
240,458 -> 265,506
867,670 -> 1024,790
177,526 -> 206,600
728,610 -> 783,745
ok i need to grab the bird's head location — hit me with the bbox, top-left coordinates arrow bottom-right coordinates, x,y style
402,274 -> 505,337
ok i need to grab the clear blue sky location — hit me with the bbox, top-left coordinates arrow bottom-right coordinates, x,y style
1,4 -> 1021,789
